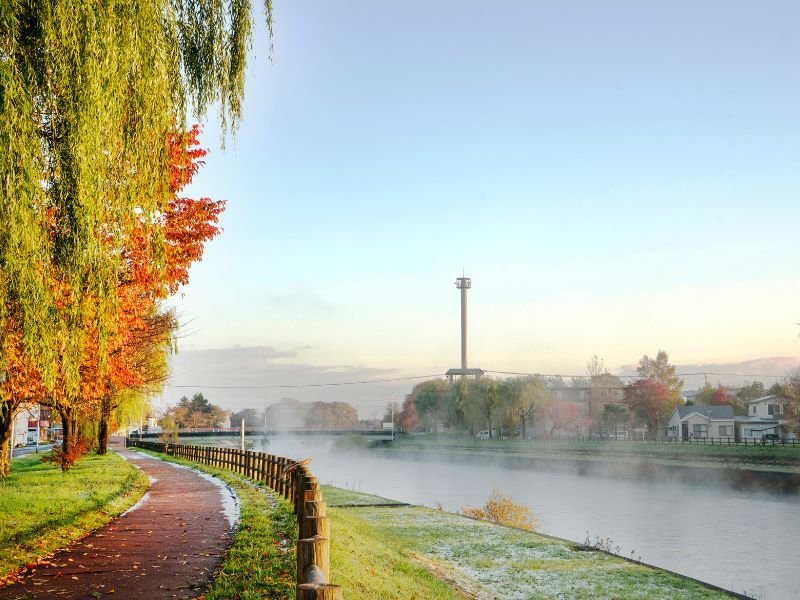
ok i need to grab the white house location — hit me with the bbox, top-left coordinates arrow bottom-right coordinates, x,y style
745,395 -> 796,440
748,395 -> 786,418
734,416 -> 780,440
10,404 -> 42,448
667,405 -> 735,440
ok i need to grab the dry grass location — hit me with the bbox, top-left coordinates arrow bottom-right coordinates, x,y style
461,489 -> 539,531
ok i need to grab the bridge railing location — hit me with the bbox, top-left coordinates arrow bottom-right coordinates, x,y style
126,439 -> 342,599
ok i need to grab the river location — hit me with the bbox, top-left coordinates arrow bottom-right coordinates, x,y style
252,437 -> 799,599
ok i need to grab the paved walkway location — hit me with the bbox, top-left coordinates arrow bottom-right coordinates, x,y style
0,443 -> 238,600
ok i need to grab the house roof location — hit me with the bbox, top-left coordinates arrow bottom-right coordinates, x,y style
735,416 -> 779,424
674,405 -> 735,421
747,395 -> 780,405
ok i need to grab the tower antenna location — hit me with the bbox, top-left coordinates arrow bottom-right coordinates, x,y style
446,273 -> 484,383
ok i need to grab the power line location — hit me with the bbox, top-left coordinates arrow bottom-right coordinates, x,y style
486,370 -> 637,378
672,372 -> 784,379
169,373 -> 444,390
485,370 -> 785,380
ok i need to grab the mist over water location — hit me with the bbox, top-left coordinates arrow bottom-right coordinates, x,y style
254,436 -> 799,600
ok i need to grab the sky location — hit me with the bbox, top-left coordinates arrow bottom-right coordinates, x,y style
161,0 -> 800,416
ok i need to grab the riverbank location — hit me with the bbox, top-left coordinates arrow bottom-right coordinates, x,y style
0,451 -> 148,584
182,435 -> 797,597
372,436 -> 800,492
323,486 -> 738,599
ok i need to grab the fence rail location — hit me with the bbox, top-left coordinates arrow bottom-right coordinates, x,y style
539,436 -> 799,446
126,439 -> 342,599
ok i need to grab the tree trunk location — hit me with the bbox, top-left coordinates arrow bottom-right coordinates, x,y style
59,406 -> 78,472
520,411 -> 527,440
0,405 -> 13,477
97,395 -> 111,455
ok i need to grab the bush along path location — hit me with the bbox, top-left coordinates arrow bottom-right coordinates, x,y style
0,448 -> 238,600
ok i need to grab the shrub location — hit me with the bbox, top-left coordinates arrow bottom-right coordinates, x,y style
159,415 -> 180,445
43,436 -> 92,471
462,489 -> 539,531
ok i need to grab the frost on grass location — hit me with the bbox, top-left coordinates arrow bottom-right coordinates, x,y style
349,506 -> 726,600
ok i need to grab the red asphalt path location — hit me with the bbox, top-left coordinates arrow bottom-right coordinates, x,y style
0,444 -> 237,600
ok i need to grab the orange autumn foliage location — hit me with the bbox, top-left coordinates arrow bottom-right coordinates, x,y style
91,125 -> 225,417
0,125 -> 225,471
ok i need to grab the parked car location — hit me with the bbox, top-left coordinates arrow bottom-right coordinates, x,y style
609,430 -> 630,440
475,430 -> 491,440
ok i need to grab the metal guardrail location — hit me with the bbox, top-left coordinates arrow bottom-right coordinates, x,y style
126,439 -> 342,599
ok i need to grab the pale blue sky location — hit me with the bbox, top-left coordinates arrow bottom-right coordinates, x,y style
165,1 -> 800,410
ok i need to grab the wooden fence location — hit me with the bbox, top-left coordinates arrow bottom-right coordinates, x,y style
542,436 -> 800,446
126,439 -> 342,600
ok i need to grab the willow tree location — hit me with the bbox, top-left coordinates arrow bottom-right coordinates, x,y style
0,1 -> 272,469
95,309 -> 177,455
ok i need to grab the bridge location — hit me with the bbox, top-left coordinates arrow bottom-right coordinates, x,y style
134,428 -> 397,442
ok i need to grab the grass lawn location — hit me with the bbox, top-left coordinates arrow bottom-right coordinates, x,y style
130,448 -> 297,600
323,487 -> 734,600
0,451 -> 148,582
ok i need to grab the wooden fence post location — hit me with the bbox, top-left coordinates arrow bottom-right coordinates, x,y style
296,584 -> 342,600
268,456 -> 276,490
303,516 -> 330,541
278,458 -> 287,497
297,536 -> 330,583
284,459 -> 292,500
297,474 -> 317,516
306,500 -> 327,518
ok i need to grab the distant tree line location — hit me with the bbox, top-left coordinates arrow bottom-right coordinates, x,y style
161,393 -> 228,429
389,355 -> 635,439
388,352 -> 800,440
160,395 -> 363,432
226,398 -> 360,431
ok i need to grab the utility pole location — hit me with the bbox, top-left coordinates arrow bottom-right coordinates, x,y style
391,401 -> 395,442
35,406 -> 40,453
240,417 -> 245,451
8,409 -> 14,463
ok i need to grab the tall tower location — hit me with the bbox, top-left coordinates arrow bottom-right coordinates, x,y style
446,275 -> 483,382
455,276 -> 470,369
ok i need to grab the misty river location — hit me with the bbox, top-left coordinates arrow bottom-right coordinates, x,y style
250,437 -> 798,599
